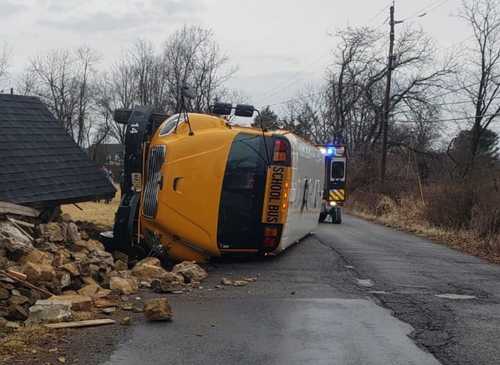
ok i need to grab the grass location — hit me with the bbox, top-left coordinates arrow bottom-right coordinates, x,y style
347,197 -> 500,264
61,187 -> 121,230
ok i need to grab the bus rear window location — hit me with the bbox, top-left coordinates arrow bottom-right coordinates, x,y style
217,133 -> 270,250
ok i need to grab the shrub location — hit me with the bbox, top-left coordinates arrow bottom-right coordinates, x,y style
424,184 -> 474,230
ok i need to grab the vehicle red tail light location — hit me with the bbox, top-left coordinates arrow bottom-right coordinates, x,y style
263,236 -> 277,248
273,139 -> 288,162
263,225 -> 279,249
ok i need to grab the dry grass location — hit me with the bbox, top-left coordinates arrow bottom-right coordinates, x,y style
61,187 -> 120,230
347,194 -> 500,264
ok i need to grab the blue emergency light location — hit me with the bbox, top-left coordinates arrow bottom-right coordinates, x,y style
320,146 -> 336,156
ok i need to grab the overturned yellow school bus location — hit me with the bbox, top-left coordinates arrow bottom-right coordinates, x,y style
109,104 -> 324,262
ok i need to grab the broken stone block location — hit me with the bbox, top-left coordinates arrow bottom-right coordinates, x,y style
115,260 -> 128,271
28,299 -> 72,324
109,276 -> 138,295
75,239 -> 105,253
77,283 -> 110,299
66,223 -> 81,243
150,271 -> 185,293
94,297 -> 119,309
221,277 -> 233,286
82,276 -> 98,286
172,261 -> 208,283
61,262 -> 80,277
0,221 -> 33,253
243,277 -> 257,282
19,249 -> 53,266
6,304 -> 29,321
57,271 -> 72,289
47,294 -> 92,312
151,279 -> 184,294
131,257 -> 169,283
77,283 -> 100,298
101,307 -> 116,315
232,280 -> 249,287
144,298 -> 173,321
120,316 -> 131,325
40,223 -> 65,242
22,262 -> 56,283
0,286 -> 10,300
72,311 -> 95,321
9,295 -> 30,306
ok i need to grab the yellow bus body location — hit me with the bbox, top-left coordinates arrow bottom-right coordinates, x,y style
140,113 -> 272,262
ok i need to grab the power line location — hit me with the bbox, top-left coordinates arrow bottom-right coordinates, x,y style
395,112 -> 500,124
254,54 -> 329,106
366,3 -> 392,25
256,3 -> 393,107
401,0 -> 449,22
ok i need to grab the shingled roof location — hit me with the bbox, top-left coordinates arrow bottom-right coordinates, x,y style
0,94 -> 116,207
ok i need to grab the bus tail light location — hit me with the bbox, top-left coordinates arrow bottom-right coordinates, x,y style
273,139 -> 288,162
263,226 -> 279,249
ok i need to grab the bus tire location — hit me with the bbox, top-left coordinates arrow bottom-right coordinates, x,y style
319,212 -> 327,223
332,208 -> 342,224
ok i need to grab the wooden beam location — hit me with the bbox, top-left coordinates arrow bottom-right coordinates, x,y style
6,216 -> 35,229
0,202 -> 39,218
0,270 -> 53,297
6,217 -> 34,240
44,319 -> 116,329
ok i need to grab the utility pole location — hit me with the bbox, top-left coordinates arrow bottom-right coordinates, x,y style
381,3 -> 396,182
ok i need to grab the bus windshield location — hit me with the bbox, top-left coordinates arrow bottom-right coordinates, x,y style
218,133 -> 270,249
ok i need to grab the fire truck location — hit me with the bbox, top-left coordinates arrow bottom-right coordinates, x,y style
318,143 -> 347,224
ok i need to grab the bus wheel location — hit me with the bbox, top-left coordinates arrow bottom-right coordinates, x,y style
332,208 -> 342,224
319,212 -> 327,223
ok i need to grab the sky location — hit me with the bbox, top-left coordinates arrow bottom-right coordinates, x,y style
0,0 -> 471,106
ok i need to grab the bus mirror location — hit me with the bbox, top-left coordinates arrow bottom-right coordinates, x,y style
114,109 -> 132,124
181,85 -> 195,99
212,102 -> 233,116
235,104 -> 255,117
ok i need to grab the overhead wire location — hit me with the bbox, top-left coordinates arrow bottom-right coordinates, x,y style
255,2 -> 393,107
394,112 -> 500,124
400,0 -> 450,22
255,1 -> 500,128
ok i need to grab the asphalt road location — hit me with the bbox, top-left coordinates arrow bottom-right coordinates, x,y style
95,213 -> 500,365
315,215 -> 500,365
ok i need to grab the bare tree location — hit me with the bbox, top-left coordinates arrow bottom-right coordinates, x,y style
318,25 -> 453,157
457,0 -> 500,175
0,43 -> 10,89
163,26 -> 236,113
28,47 -> 100,147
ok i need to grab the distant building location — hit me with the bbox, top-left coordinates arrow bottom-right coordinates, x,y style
88,144 -> 124,181
0,94 -> 116,209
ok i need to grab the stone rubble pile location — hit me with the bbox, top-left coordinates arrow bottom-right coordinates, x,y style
0,212 -> 208,326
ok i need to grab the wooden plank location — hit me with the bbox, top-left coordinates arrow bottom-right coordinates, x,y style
6,216 -> 35,229
0,270 -> 53,297
5,269 -> 27,281
6,217 -> 34,240
0,202 -> 39,218
44,319 -> 116,329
